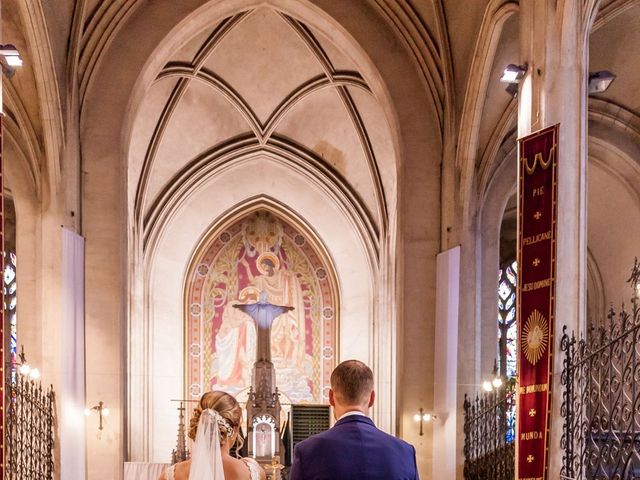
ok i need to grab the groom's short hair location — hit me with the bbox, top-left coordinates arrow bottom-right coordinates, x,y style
330,360 -> 374,404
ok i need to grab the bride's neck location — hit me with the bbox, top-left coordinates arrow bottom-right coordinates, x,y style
220,442 -> 232,457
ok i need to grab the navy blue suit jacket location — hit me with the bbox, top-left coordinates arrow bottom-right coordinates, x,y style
289,415 -> 419,480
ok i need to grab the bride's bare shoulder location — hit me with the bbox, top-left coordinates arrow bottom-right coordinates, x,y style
164,460 -> 190,480
222,456 -> 263,480
239,457 -> 266,480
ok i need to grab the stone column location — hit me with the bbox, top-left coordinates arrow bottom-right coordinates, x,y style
517,0 -> 593,476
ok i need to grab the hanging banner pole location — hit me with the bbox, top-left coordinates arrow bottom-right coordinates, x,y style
516,124 -> 558,480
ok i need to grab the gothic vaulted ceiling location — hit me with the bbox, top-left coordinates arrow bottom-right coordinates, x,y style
128,7 -> 397,245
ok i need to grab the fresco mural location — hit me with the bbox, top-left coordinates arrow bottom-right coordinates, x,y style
185,210 -> 338,404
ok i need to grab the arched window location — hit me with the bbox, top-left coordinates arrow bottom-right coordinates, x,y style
498,260 -> 517,377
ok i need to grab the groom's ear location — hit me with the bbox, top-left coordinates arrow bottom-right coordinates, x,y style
368,390 -> 375,408
329,388 -> 336,407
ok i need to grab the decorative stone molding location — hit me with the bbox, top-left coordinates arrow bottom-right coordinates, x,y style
456,0 -> 519,223
477,100 -> 517,203
16,0 -> 64,192
78,0 -> 142,106
592,0 -> 639,31
143,138 -> 380,266
3,81 -> 43,198
371,0 -> 446,132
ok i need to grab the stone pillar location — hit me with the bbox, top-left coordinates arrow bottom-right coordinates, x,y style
517,0 -> 592,476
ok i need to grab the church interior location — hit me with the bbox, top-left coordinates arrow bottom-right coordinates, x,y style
1,0 -> 640,479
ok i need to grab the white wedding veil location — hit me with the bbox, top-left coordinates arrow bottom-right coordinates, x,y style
189,409 -> 230,480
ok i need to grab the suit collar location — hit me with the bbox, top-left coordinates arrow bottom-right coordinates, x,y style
334,414 -> 375,428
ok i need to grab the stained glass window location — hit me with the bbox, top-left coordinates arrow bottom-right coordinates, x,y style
498,260 -> 517,377
4,252 -> 17,368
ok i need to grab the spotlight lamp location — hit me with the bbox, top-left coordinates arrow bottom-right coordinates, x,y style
588,70 -> 615,94
500,63 -> 528,84
85,401 -> 110,430
413,407 -> 437,436
0,44 -> 22,78
0,45 -> 22,66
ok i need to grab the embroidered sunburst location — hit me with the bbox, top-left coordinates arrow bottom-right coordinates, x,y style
521,309 -> 549,365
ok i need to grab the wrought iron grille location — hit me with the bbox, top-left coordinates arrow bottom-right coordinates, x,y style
463,379 -> 516,480
561,260 -> 640,480
5,373 -> 55,480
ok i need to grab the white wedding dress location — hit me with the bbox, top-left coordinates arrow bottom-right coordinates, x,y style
162,457 -> 261,480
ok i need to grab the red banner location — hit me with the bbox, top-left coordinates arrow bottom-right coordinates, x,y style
516,124 -> 558,480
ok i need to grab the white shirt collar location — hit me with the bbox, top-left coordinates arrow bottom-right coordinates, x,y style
337,410 -> 367,421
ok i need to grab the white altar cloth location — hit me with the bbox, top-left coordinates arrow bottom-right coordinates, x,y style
124,462 -> 171,480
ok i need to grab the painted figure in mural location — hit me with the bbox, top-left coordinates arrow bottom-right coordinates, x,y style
233,291 -> 293,363
213,303 -> 256,390
241,253 -> 307,367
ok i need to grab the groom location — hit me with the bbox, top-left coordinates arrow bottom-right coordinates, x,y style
290,360 -> 419,479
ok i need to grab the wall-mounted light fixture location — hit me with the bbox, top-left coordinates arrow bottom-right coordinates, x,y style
16,345 -> 40,379
500,64 -> 527,84
482,360 -> 504,392
482,376 -> 503,392
413,407 -> 436,436
588,70 -> 615,94
85,401 -> 110,430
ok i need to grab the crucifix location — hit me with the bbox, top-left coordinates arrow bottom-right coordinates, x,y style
233,290 -> 293,478
234,291 -> 293,364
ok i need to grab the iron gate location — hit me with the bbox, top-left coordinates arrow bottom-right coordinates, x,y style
463,380 -> 516,480
5,372 -> 55,480
561,260 -> 640,480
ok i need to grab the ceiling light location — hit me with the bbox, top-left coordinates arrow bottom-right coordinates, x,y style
482,381 -> 493,392
500,64 -> 527,84
588,70 -> 615,94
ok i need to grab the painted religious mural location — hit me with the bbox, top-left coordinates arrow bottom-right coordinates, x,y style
185,210 -> 338,404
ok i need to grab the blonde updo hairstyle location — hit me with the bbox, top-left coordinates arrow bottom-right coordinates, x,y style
189,391 -> 243,450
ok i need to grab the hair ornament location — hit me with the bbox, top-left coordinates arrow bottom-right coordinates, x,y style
202,408 -> 234,438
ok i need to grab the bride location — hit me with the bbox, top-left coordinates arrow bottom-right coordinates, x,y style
160,391 -> 265,480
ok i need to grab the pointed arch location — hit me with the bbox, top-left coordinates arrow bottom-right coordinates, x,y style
182,200 -> 340,406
